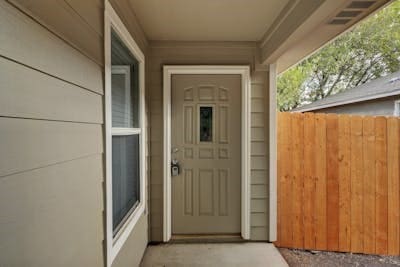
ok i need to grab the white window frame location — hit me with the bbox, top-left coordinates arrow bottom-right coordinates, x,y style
104,2 -> 146,266
394,100 -> 400,116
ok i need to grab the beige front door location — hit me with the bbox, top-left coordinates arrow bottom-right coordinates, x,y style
171,74 -> 241,234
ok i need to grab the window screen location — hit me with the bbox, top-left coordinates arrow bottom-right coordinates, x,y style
112,135 -> 140,231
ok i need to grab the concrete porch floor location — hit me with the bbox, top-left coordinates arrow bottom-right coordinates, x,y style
140,242 -> 288,267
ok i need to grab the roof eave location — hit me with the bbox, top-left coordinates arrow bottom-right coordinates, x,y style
293,90 -> 400,112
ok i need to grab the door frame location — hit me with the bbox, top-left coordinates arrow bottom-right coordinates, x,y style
162,65 -> 251,241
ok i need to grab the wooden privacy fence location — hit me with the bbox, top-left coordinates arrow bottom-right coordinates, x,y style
276,112 -> 400,255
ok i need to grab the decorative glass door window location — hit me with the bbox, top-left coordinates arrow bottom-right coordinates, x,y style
199,106 -> 213,142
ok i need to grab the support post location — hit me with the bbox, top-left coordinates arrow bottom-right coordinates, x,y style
269,63 -> 278,241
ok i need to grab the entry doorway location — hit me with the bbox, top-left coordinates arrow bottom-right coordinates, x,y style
163,66 -> 251,241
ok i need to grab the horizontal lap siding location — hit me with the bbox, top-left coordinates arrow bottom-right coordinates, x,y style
0,155 -> 104,267
148,43 -> 270,241
0,118 -> 103,177
250,72 -> 269,240
0,1 -> 103,93
9,0 -> 104,65
0,57 -> 103,123
0,1 -> 104,266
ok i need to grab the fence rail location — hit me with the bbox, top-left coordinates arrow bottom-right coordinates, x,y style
276,112 -> 400,255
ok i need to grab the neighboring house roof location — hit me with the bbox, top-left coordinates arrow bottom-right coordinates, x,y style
293,71 -> 400,112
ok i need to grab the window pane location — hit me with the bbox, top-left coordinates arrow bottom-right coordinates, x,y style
112,135 -> 140,233
111,30 -> 139,128
395,102 -> 400,116
112,71 -> 132,127
199,106 -> 213,142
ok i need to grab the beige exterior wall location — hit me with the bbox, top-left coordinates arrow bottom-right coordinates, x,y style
250,71 -> 270,240
0,1 -> 104,265
148,42 -> 271,241
0,1 -> 149,266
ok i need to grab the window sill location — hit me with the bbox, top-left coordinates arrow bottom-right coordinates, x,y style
109,202 -> 145,263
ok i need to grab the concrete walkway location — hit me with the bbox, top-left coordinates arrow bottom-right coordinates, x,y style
140,242 -> 288,267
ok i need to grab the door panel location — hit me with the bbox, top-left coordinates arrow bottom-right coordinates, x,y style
171,74 -> 241,234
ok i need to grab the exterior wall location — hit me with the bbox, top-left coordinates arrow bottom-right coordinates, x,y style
307,96 -> 399,116
0,1 -> 104,266
0,1 -> 149,266
148,42 -> 271,241
250,71 -> 270,240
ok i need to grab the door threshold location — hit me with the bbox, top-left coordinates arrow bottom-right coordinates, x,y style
170,234 -> 244,243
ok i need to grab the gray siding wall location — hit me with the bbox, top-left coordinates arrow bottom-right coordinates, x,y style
0,1 -> 149,266
0,1 -> 104,266
310,96 -> 399,116
250,71 -> 270,240
148,42 -> 271,241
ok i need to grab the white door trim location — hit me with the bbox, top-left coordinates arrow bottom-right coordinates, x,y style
163,65 -> 251,241
269,63 -> 278,241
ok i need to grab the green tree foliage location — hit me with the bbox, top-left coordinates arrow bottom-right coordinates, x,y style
278,0 -> 400,111
277,64 -> 311,111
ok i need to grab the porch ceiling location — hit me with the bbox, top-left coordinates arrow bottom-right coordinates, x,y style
111,0 -> 391,72
127,0 -> 289,41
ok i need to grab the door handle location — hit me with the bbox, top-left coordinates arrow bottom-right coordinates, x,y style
171,159 -> 180,176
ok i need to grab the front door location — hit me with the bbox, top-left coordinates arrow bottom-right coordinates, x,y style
171,74 -> 241,234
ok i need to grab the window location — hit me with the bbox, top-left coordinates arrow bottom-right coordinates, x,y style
394,100 -> 400,116
111,134 -> 140,233
110,30 -> 141,235
111,65 -> 138,128
199,106 -> 213,142
105,3 -> 145,265
111,30 -> 141,234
